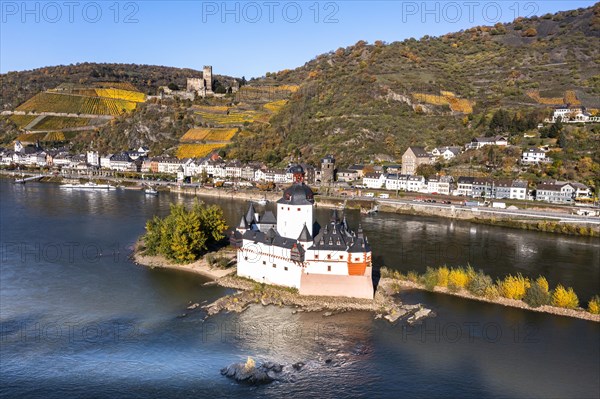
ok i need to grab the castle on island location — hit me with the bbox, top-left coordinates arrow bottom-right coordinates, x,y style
230,165 -> 374,299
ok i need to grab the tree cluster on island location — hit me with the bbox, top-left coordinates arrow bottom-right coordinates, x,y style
142,201 -> 228,263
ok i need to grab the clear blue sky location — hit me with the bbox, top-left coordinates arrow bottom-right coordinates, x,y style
1,1 -> 597,78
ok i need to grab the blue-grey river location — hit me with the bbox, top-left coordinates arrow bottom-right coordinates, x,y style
1,180 -> 598,398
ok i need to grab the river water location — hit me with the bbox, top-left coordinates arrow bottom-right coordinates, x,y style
1,181 -> 598,398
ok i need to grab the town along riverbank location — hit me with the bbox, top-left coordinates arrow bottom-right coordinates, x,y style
2,170 -> 597,237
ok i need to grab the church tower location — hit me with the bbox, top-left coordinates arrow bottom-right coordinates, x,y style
276,165 -> 315,240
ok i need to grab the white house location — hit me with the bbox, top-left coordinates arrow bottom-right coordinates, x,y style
521,148 -> 549,164
406,175 -> 426,192
427,175 -> 454,195
456,176 -> 474,196
86,151 -> 99,167
363,173 -> 386,189
432,146 -> 461,161
466,136 -> 508,150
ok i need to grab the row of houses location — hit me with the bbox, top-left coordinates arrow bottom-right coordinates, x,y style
361,172 -> 591,203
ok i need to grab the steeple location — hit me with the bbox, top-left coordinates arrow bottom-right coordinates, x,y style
245,203 -> 256,225
238,216 -> 248,231
298,223 -> 312,242
330,209 -> 339,223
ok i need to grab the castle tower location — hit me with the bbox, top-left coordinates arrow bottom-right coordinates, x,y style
276,165 -> 315,240
321,155 -> 335,183
203,66 -> 213,93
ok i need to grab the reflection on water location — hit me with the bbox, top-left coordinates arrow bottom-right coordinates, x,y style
0,181 -> 599,398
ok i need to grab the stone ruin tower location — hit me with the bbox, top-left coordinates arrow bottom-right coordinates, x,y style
321,154 -> 336,184
186,65 -> 214,97
203,65 -> 213,94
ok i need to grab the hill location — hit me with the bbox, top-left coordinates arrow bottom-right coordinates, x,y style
0,63 -> 240,153
226,4 -> 600,166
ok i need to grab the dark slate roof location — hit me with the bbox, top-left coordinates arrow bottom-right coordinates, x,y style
111,152 -> 132,162
277,182 -> 315,205
408,146 -> 430,158
260,211 -> 277,224
287,164 -> 304,174
245,203 -> 256,225
298,223 -> 312,242
242,229 -> 298,250
457,176 -> 475,184
238,216 -> 248,230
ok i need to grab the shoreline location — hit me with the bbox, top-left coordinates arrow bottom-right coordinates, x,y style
131,243 -> 599,323
131,243 -> 237,280
390,278 -> 600,323
2,170 -> 598,237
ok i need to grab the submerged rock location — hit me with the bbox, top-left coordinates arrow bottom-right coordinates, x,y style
220,362 -> 276,385
407,307 -> 434,325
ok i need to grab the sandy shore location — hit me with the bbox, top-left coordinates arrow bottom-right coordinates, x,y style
391,279 -> 600,322
132,247 -> 237,280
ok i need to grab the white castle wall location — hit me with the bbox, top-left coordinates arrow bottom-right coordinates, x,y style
237,240 -> 302,288
276,204 -> 313,240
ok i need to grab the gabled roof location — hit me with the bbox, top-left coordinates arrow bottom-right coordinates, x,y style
407,146 -> 430,158
457,176 -> 475,184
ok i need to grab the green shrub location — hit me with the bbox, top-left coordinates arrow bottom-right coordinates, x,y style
468,270 -> 494,297
484,285 -> 500,300
421,267 -> 438,291
406,271 -> 419,283
524,281 -> 551,308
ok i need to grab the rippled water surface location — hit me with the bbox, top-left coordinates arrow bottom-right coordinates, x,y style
1,181 -> 598,398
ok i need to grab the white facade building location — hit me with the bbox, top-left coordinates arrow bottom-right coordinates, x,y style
233,165 -> 374,299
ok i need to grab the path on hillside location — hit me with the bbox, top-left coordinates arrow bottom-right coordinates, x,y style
2,110 -> 114,120
23,115 -> 46,130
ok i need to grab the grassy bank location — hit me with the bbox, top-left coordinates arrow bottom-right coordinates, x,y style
380,266 -> 600,322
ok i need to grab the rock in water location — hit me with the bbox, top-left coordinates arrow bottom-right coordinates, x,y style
221,361 -> 284,385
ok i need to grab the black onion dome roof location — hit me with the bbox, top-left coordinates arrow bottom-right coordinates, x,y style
277,182 -> 314,205
288,164 -> 304,174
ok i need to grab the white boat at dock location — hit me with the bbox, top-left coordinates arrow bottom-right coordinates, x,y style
144,188 -> 159,196
60,182 -> 114,190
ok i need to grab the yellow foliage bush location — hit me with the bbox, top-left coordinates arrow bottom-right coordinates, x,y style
535,276 -> 549,293
498,274 -> 531,300
588,296 -> 600,314
436,266 -> 450,287
448,267 -> 474,290
552,285 -> 579,309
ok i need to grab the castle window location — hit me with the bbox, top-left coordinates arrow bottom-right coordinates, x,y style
297,208 -> 301,211
262,261 -> 266,265
315,254 -> 319,259
327,254 -> 331,260
354,257 -> 360,261
284,266 -> 288,271
339,255 -> 343,260
327,266 -> 331,272
288,207 -> 290,211
272,264 -> 276,268
244,257 -> 248,261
